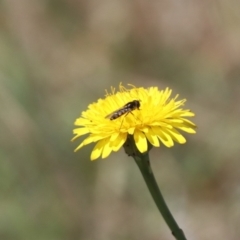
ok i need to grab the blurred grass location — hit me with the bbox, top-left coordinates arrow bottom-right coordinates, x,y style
1,0 -> 240,240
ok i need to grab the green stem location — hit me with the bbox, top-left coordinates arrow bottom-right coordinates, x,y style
133,153 -> 187,240
123,135 -> 187,239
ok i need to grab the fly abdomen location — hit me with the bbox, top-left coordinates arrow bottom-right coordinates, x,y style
110,108 -> 129,120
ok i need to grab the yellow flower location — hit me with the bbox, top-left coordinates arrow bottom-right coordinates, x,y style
72,84 -> 196,160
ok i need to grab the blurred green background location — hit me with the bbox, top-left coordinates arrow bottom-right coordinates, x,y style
1,1 -> 240,240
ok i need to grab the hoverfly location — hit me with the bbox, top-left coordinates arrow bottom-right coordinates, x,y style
105,100 -> 140,120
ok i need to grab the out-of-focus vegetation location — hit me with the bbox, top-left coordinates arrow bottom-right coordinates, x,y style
1,1 -> 240,239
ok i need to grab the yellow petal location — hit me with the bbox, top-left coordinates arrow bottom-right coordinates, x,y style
134,130 -> 147,153
73,127 -> 89,136
180,118 -> 196,127
74,134 -> 103,151
177,126 -> 196,134
128,127 -> 135,135
166,119 -> 184,124
109,132 -> 120,142
151,127 -> 174,147
74,118 -> 91,125
143,127 -> 160,147
91,139 -> 107,160
111,133 -> 127,152
172,121 -> 196,133
180,111 -> 195,117
102,139 -> 112,159
74,137 -> 92,152
165,128 -> 186,144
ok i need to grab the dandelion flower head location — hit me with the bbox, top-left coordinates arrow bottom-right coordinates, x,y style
72,84 -> 196,160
